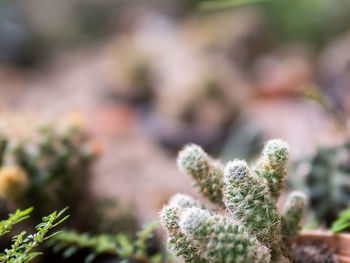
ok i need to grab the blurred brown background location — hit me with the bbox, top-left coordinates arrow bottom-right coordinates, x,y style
1,0 -> 350,224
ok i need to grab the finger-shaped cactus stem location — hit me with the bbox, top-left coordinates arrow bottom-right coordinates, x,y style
161,141 -> 305,263
281,192 -> 307,248
159,205 -> 204,262
255,139 -> 289,199
179,208 -> 271,263
177,144 -> 224,204
223,160 -> 280,246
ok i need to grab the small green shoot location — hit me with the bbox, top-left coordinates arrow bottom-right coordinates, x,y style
331,207 -> 350,233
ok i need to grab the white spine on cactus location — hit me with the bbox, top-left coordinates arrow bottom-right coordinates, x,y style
179,207 -> 271,263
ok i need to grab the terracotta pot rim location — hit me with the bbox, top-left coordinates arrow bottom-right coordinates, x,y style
298,230 -> 350,263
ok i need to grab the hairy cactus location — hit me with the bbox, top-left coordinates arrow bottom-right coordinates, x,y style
254,139 -> 289,199
179,207 -> 271,263
223,160 -> 280,246
0,114 -> 99,231
160,139 -> 306,263
281,192 -> 306,249
177,144 -> 224,204
159,195 -> 204,263
0,117 -> 97,198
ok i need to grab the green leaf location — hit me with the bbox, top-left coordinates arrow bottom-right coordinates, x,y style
53,215 -> 70,227
331,207 -> 350,232
45,230 -> 64,240
57,207 -> 70,218
331,221 -> 350,233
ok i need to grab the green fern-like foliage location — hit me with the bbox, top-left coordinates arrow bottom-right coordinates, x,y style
50,222 -> 161,263
160,139 -> 306,263
0,208 -> 33,237
0,207 -> 69,263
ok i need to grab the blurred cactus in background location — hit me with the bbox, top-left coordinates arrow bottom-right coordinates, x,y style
291,141 -> 350,227
160,139 -> 307,263
0,113 -> 98,230
103,40 -> 155,105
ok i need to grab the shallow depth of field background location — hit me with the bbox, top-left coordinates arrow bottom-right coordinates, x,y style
1,0 -> 350,238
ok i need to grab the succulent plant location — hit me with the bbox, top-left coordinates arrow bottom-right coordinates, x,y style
0,115 -> 99,230
291,141 -> 350,226
160,139 -> 306,263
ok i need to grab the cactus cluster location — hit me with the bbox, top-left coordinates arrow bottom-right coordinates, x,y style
0,115 -> 98,228
160,139 -> 306,263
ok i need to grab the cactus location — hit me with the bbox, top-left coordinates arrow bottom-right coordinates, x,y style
280,192 -> 307,249
254,139 -> 289,199
291,141 -> 350,226
0,114 -> 98,231
159,197 -> 205,263
179,207 -> 271,263
177,145 -> 224,204
160,139 -> 307,263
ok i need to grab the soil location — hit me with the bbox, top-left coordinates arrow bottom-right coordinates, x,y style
290,241 -> 338,263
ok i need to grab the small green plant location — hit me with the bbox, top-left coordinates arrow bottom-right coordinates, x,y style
0,207 -> 69,262
331,207 -> 350,233
160,139 -> 306,263
50,222 -> 161,263
0,208 -> 33,236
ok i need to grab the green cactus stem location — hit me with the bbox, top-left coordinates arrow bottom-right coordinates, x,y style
223,159 -> 280,246
161,140 -> 306,263
160,206 -> 204,263
179,207 -> 271,263
177,144 -> 224,205
281,192 -> 306,248
255,139 -> 289,199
